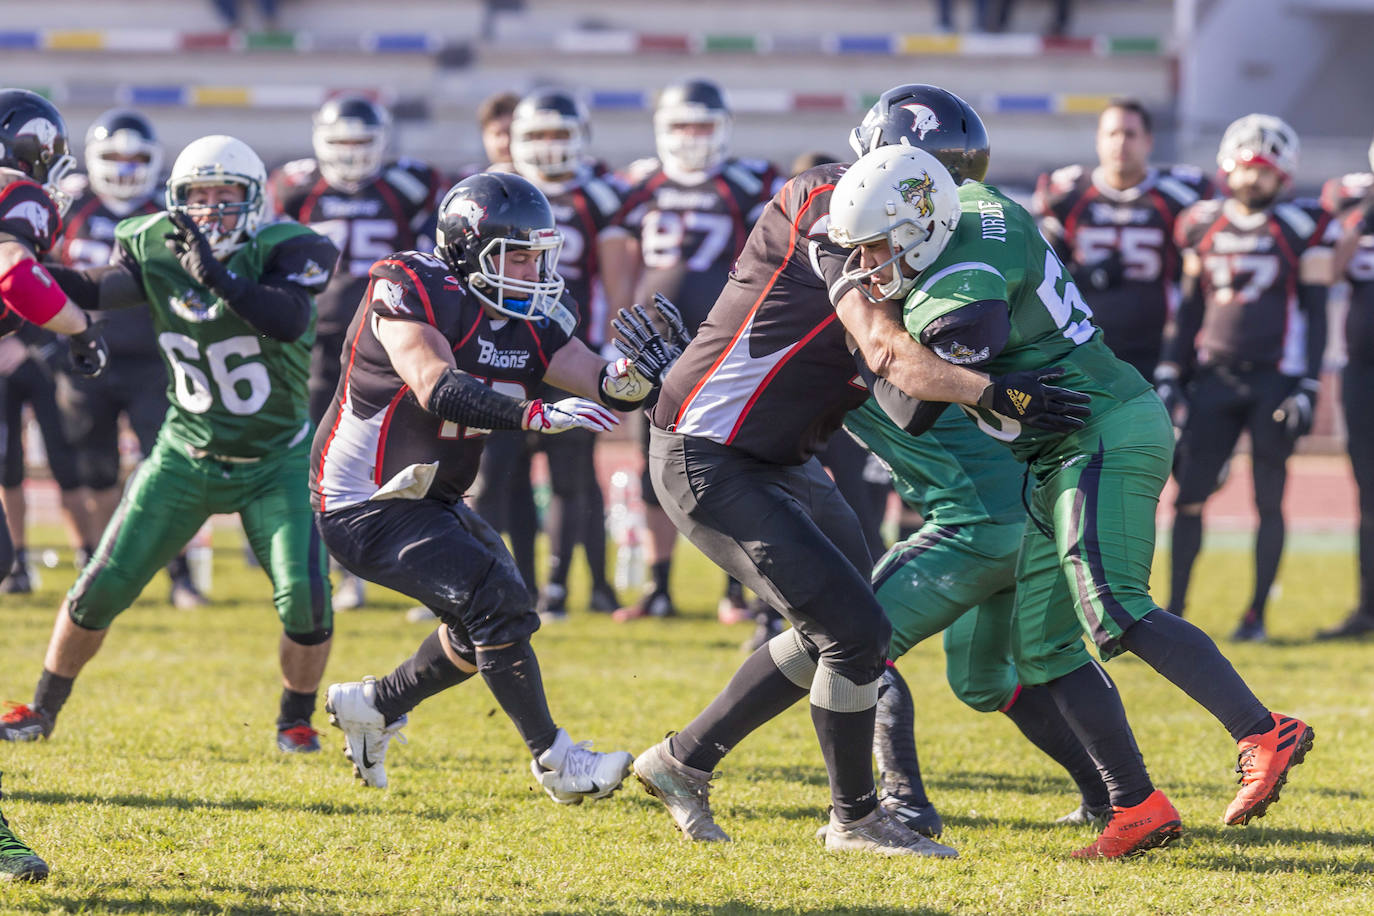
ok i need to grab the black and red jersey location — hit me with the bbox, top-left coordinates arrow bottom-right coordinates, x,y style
1033,164 -> 1212,374
51,179 -> 162,358
0,177 -> 65,336
269,156 -> 445,336
1174,197 -> 1335,376
650,163 -> 868,466
538,169 -> 623,348
311,250 -> 577,511
1322,171 -> 1374,363
612,157 -> 779,335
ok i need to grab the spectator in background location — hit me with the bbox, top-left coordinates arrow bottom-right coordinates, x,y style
987,1 -> 1073,36
937,0 -> 991,32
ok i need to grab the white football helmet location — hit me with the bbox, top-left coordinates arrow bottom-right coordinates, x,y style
1217,114 -> 1299,179
653,80 -> 731,176
827,145 -> 962,302
509,89 -> 589,184
165,135 -> 267,258
312,95 -> 391,190
85,109 -> 163,204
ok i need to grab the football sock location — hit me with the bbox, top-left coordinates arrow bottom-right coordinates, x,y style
166,552 -> 192,582
1250,508 -> 1285,623
373,628 -> 475,724
1169,512 -> 1203,615
476,641 -> 559,759
583,480 -> 610,591
725,577 -> 745,604
10,547 -> 27,575
811,662 -> 881,824
873,664 -> 929,806
544,492 -> 573,589
1046,662 -> 1153,810
1119,609 -> 1272,741
33,669 -> 73,719
277,688 -> 316,730
1002,684 -> 1110,810
651,559 -> 671,595
669,642 -> 809,772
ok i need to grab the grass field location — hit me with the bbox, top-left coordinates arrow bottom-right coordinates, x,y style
2,528 -> 1373,915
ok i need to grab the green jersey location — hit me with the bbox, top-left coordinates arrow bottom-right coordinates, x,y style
901,182 -> 1151,463
114,214 -> 336,458
843,399 -> 1025,527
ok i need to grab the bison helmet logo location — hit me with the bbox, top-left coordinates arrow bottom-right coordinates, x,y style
895,172 -> 935,219
449,198 -> 487,232
898,103 -> 941,141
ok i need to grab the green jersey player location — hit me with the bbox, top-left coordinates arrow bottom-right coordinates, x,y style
829,143 -> 1313,858
0,135 -> 340,753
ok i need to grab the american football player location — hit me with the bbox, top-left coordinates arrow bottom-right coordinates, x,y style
606,78 -> 782,623
0,134 -> 340,755
315,172 -> 673,801
829,140 -> 1313,856
1162,115 -> 1336,640
507,88 -> 637,619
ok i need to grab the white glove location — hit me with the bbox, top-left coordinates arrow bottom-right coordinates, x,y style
600,356 -> 655,406
522,397 -> 620,434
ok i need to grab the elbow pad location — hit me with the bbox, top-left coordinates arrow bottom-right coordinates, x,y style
426,367 -> 528,430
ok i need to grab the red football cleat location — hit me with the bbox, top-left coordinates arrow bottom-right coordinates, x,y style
1224,713 -> 1314,826
1071,789 -> 1182,859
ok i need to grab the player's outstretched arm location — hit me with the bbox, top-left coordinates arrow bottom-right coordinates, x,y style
0,239 -> 108,376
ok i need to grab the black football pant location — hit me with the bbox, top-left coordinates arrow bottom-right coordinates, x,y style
1345,360 -> 1374,614
3,356 -> 80,491
1171,366 -> 1298,617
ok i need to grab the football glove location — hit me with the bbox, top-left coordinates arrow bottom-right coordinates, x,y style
978,366 -> 1091,433
1273,377 -> 1320,441
599,356 -> 655,408
1077,249 -> 1125,293
612,294 -> 692,385
165,210 -> 230,288
1153,364 -> 1187,428
522,397 -> 620,434
67,318 -> 108,378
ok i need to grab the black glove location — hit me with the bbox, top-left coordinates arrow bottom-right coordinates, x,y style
67,318 -> 108,378
1153,365 -> 1187,427
978,366 -> 1091,433
1273,377 -> 1320,441
1077,249 -> 1125,293
612,294 -> 693,385
164,210 -> 251,303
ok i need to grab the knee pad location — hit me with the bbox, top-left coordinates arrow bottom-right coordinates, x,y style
284,627 -> 332,646
441,623 -> 478,667
810,661 -> 879,712
767,627 -> 819,688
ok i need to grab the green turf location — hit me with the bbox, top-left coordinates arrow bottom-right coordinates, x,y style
1,528 -> 1371,914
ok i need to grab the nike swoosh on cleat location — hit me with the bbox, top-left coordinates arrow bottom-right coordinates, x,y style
360,739 -> 376,771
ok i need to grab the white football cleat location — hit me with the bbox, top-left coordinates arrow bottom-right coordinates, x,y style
531,728 -> 633,805
325,677 -> 407,789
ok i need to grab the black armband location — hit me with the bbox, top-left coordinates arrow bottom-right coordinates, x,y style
426,367 -> 529,430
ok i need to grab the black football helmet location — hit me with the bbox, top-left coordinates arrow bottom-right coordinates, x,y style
85,108 -> 163,204
510,88 -> 590,184
312,94 -> 391,190
0,88 -> 75,215
434,172 -> 565,321
849,84 -> 990,184
654,79 -> 731,174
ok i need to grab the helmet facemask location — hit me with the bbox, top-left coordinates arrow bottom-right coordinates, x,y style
40,152 -> 76,218
313,119 -> 388,190
88,142 -> 160,204
167,170 -> 263,259
460,227 -> 566,321
510,122 -> 583,183
654,107 -> 730,175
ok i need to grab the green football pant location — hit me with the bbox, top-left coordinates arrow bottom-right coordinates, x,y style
1011,392 -> 1173,685
873,519 -> 1071,712
67,433 -> 331,637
